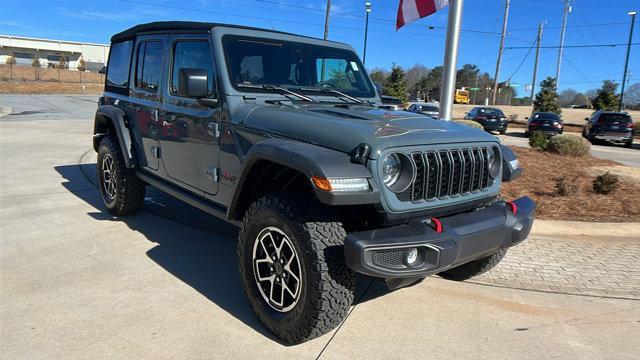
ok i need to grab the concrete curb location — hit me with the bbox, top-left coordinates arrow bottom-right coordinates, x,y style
0,105 -> 12,118
531,219 -> 640,238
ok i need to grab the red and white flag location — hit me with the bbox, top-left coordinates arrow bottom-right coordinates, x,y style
396,0 -> 450,30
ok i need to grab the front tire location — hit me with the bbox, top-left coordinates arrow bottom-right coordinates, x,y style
237,195 -> 355,344
96,136 -> 145,215
438,248 -> 507,281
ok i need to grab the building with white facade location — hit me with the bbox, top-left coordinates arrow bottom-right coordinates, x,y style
0,35 -> 110,71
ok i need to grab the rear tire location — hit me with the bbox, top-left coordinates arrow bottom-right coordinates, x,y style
624,139 -> 633,148
438,249 -> 507,281
96,136 -> 145,215
237,194 -> 355,344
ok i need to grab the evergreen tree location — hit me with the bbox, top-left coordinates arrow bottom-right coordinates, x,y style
382,64 -> 408,102
592,80 -> 620,111
533,77 -> 561,114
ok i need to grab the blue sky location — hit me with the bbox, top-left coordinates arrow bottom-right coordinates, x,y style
1,0 -> 638,96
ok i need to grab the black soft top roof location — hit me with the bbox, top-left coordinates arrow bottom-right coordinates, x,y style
111,21 -> 320,43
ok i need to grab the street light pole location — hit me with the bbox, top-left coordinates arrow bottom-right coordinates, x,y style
619,11 -> 637,112
492,0 -> 510,105
556,0 -> 571,88
363,2 -> 372,65
439,0 -> 464,121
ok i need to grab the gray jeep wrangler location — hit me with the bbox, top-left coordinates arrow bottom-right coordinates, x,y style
93,21 -> 535,344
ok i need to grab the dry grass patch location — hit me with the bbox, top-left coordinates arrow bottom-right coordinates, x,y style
501,147 -> 640,222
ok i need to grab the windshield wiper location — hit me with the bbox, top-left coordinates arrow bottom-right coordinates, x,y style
300,87 -> 365,104
236,83 -> 314,102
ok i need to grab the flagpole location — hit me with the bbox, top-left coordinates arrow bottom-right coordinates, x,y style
439,0 -> 464,121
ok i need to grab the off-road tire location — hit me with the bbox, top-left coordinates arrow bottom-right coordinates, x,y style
237,194 -> 355,344
96,136 -> 145,215
438,248 -> 507,281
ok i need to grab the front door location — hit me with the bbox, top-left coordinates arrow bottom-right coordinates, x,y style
129,35 -> 166,171
160,34 -> 220,195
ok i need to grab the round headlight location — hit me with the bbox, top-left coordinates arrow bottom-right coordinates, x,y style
488,146 -> 502,179
382,154 -> 401,187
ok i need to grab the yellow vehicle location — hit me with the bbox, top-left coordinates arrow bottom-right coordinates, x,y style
454,89 -> 470,104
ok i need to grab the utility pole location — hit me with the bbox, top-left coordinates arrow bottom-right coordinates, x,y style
492,0 -> 510,105
321,0 -> 331,80
530,22 -> 544,107
363,2 -> 372,65
556,0 -> 571,88
323,0 -> 331,40
619,11 -> 637,112
439,0 -> 465,120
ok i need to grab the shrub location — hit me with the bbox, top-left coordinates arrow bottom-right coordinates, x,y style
77,57 -> 86,72
554,176 -> 579,197
529,131 -> 549,150
593,172 -> 619,195
547,134 -> 591,156
5,56 -> 16,65
453,120 -> 483,129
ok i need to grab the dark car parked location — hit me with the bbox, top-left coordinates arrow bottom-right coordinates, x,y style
406,102 -> 440,118
464,107 -> 508,134
583,111 -> 635,148
92,21 -> 534,344
524,112 -> 564,137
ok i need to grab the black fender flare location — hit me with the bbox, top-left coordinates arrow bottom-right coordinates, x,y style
228,138 -> 380,219
93,105 -> 136,169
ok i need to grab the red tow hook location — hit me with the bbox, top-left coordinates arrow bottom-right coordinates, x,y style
429,217 -> 443,234
506,201 -> 518,215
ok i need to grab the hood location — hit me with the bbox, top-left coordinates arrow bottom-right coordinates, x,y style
242,103 -> 497,159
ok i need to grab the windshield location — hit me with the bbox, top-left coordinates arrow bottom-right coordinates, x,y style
222,35 -> 376,98
479,108 -> 503,116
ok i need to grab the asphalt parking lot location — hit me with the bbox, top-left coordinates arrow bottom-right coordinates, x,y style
1,94 -> 639,359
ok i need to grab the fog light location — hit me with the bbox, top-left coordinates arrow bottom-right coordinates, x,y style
406,248 -> 418,265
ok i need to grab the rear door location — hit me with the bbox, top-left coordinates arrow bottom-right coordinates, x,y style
160,34 -> 221,195
128,35 -> 166,171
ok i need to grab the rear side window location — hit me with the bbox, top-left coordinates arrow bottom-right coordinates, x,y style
135,41 -> 163,92
171,41 -> 215,96
106,41 -> 132,88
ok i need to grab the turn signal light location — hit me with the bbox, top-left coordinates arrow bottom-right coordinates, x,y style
311,176 -> 332,191
507,201 -> 518,215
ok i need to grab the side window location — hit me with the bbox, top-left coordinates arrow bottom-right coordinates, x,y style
171,41 -> 215,97
135,41 -> 163,92
106,41 -> 132,88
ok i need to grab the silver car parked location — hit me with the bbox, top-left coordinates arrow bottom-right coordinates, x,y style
407,102 -> 440,118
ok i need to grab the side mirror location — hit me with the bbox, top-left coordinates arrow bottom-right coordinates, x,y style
178,68 -> 208,98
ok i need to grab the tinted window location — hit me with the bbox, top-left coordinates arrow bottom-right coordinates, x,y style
171,41 -> 215,96
106,41 -> 132,88
223,35 -> 375,98
598,113 -> 631,124
420,106 -> 439,112
533,112 -> 560,120
478,108 -> 503,116
135,41 -> 163,92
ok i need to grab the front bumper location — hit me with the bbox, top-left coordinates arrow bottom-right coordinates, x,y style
344,196 -> 535,278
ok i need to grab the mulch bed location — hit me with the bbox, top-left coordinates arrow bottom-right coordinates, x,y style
500,147 -> 640,222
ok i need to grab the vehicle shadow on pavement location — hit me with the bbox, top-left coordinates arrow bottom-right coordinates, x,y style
55,163 -> 385,344
54,163 -> 287,344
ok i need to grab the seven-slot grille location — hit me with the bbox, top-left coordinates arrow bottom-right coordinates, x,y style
398,147 -> 492,202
